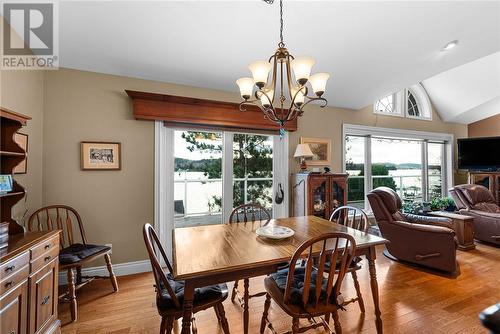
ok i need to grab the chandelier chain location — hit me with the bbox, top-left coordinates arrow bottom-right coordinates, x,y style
279,0 -> 284,46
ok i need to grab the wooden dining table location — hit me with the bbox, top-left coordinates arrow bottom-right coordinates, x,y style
172,215 -> 388,334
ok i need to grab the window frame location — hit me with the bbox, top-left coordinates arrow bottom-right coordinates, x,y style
373,84 -> 432,121
342,124 -> 453,209
373,92 -> 404,117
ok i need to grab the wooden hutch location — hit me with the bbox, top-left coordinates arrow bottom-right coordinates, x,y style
291,172 -> 348,219
1,107 -> 61,334
468,172 -> 500,206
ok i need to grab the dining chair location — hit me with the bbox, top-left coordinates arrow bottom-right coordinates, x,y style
228,204 -> 271,308
260,232 -> 357,334
143,223 -> 230,334
27,205 -> 118,322
328,205 -> 370,313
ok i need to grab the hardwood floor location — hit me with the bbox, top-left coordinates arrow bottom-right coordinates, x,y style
59,244 -> 500,334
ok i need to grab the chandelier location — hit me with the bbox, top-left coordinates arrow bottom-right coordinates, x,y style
236,0 -> 330,135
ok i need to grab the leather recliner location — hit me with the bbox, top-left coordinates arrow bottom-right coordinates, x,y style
450,184 -> 500,246
367,187 -> 458,273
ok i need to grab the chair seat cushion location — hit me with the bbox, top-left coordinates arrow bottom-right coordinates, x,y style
59,243 -> 110,265
325,256 -> 362,271
269,267 -> 343,307
157,274 -> 227,311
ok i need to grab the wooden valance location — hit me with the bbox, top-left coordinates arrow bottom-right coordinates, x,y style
126,90 -> 297,133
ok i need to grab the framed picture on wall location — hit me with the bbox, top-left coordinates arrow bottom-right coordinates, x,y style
13,132 -> 28,174
81,142 -> 121,170
300,137 -> 332,166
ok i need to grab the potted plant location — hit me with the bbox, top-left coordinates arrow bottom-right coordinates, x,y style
430,197 -> 456,212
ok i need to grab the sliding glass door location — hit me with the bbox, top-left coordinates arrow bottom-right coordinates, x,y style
172,128 -> 286,228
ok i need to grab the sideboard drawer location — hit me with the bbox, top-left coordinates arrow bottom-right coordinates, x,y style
31,246 -> 59,274
0,264 -> 29,295
31,235 -> 59,261
0,251 -> 29,281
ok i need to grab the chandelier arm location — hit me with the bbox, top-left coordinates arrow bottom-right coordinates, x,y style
285,54 -> 295,100
269,54 -> 278,104
262,106 -> 280,123
301,96 -> 328,109
238,99 -> 259,112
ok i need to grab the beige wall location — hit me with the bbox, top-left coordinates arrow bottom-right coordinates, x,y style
468,113 -> 500,138
0,69 -> 45,223
7,67 -> 468,265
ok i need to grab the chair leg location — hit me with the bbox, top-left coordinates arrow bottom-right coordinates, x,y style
217,303 -> 230,334
104,253 -> 119,292
76,266 -> 82,285
67,268 -> 77,322
165,316 -> 174,334
260,294 -> 271,334
292,317 -> 300,334
213,305 -> 221,323
351,270 -> 365,313
231,279 -> 239,302
332,310 -> 342,334
160,317 -> 166,334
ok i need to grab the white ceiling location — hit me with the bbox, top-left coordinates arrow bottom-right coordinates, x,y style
423,52 -> 500,124
56,1 -> 500,114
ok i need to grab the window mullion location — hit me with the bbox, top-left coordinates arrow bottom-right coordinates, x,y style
365,135 -> 372,209
422,140 -> 429,202
222,132 -> 234,223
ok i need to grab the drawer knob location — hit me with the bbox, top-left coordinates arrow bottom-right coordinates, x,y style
44,255 -> 51,262
5,265 -> 15,272
41,295 -> 51,305
44,244 -> 51,249
4,281 -> 12,288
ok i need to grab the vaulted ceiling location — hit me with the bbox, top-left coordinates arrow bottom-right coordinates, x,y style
53,1 -> 500,122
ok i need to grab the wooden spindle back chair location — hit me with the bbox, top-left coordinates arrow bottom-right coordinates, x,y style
329,205 -> 370,233
143,223 -> 230,334
228,203 -> 271,323
261,232 -> 356,334
329,205 -> 369,313
27,205 -> 118,322
28,205 -> 87,249
228,203 -> 271,224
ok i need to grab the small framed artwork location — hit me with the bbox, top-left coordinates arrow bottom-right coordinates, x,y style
0,175 -> 13,194
13,133 -> 28,174
81,142 -> 121,170
300,137 -> 332,166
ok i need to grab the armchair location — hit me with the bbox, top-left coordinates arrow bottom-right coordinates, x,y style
367,187 -> 458,273
450,184 -> 500,246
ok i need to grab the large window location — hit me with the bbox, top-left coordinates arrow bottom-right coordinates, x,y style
172,129 -> 285,228
343,124 -> 453,208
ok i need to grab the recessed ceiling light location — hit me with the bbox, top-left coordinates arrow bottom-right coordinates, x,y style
443,40 -> 459,51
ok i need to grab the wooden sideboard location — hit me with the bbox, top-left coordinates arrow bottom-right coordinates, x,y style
468,172 -> 500,206
291,172 -> 348,219
1,231 -> 61,334
1,107 -> 61,333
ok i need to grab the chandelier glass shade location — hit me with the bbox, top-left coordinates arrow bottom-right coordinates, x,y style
236,0 -> 330,134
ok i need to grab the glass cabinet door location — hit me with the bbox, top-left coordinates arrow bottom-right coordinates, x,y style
330,179 -> 345,214
310,178 -> 328,218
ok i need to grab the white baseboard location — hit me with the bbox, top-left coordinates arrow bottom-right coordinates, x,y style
58,260 -> 151,285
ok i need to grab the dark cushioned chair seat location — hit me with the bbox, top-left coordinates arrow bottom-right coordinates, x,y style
324,256 -> 362,271
158,274 -> 228,311
59,243 -> 110,265
269,267 -> 342,307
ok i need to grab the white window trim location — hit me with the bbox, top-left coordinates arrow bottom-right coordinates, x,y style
405,84 -> 432,121
342,124 -> 454,206
373,92 -> 404,117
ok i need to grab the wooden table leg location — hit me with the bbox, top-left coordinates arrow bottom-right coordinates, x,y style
181,280 -> 195,334
243,278 -> 250,334
367,246 -> 383,333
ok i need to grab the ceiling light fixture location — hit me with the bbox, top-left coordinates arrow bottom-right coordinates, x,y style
236,0 -> 329,136
443,40 -> 459,51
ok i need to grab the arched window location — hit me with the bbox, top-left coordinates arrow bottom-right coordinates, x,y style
374,83 -> 432,120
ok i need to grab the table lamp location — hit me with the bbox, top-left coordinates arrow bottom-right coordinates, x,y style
294,144 -> 314,171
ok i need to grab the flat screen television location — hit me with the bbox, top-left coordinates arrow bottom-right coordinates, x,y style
457,137 -> 500,171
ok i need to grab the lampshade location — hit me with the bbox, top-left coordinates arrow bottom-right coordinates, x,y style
259,88 -> 274,108
236,77 -> 254,100
291,56 -> 315,85
309,73 -> 330,97
291,86 -> 305,106
249,61 -> 272,88
294,143 -> 314,158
